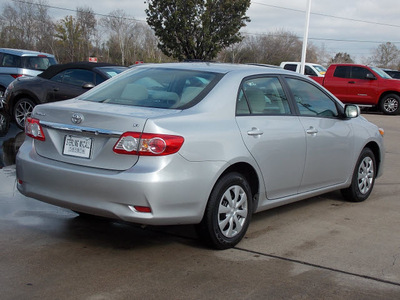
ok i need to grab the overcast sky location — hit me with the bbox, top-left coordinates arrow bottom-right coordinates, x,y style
3,0 -> 400,62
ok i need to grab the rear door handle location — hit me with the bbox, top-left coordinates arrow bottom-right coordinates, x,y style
306,126 -> 318,135
247,127 -> 264,136
348,81 -> 356,84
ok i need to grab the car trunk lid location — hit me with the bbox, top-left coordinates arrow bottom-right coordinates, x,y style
31,99 -> 180,171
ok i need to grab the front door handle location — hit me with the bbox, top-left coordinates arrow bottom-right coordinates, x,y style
247,127 -> 264,136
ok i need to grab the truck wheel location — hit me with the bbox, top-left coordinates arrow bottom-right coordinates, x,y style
380,94 -> 400,115
196,172 -> 252,250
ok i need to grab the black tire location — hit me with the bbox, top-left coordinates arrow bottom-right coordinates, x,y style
0,110 -> 10,137
0,86 -> 5,97
341,148 -> 376,202
14,98 -> 35,129
380,94 -> 400,115
196,172 -> 253,250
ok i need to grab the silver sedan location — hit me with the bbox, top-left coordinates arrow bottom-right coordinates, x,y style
16,63 -> 384,249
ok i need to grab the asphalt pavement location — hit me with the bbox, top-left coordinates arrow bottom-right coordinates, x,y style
1,114 -> 400,299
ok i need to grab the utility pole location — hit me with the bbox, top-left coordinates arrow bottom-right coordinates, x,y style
300,0 -> 312,75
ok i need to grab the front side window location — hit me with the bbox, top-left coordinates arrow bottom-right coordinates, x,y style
51,69 -> 95,86
237,77 -> 291,115
286,77 -> 339,117
351,67 -> 374,80
79,67 -> 222,109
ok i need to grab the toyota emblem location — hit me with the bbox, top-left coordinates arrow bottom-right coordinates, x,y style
71,113 -> 84,124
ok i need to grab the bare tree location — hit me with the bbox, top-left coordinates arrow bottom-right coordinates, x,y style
77,7 -> 97,60
101,10 -> 137,65
369,42 -> 399,69
0,0 -> 54,51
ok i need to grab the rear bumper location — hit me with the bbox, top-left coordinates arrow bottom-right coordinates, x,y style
16,139 -> 224,225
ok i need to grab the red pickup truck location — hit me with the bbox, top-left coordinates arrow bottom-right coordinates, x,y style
311,64 -> 400,115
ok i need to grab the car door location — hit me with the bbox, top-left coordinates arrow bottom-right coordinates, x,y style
345,66 -> 378,105
284,77 -> 354,192
50,69 -> 96,101
235,76 -> 307,200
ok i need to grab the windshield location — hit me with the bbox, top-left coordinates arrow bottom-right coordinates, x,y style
97,66 -> 127,78
372,67 -> 392,79
79,67 -> 222,109
313,65 -> 327,75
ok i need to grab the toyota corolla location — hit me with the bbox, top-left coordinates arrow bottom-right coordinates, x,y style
16,63 -> 384,249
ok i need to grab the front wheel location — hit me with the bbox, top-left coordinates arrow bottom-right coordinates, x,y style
380,94 -> 400,115
341,148 -> 376,202
0,110 -> 10,137
14,98 -> 35,129
196,172 -> 252,250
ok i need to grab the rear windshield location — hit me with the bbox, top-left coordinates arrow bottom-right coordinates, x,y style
79,67 -> 222,109
22,56 -> 57,71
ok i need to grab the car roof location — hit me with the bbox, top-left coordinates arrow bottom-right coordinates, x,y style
0,48 -> 55,57
134,62 -> 293,76
38,62 -> 124,79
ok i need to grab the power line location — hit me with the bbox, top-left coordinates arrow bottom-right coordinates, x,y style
8,0 -> 400,47
252,1 -> 400,28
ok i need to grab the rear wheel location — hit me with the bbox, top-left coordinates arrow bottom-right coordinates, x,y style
196,172 -> 252,250
341,148 -> 376,202
14,98 -> 35,129
380,94 -> 400,115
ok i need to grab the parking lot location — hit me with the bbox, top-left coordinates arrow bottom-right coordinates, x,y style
1,112 -> 400,299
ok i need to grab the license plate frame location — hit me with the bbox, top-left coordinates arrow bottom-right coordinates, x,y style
63,135 -> 92,159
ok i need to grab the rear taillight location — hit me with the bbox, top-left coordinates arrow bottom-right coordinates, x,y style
11,74 -> 24,79
113,132 -> 184,156
25,117 -> 45,141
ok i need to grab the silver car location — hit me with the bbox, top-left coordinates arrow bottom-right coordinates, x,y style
16,63 -> 384,249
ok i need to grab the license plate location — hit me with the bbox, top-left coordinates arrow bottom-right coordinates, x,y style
63,135 -> 92,158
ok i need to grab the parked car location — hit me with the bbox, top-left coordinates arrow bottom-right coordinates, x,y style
382,69 -> 400,79
4,62 -> 127,128
16,63 -> 384,249
0,97 -> 9,137
0,48 -> 57,97
280,61 -> 327,77
311,64 -> 400,115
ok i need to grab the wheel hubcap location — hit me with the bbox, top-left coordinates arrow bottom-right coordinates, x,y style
15,101 -> 34,127
358,157 -> 374,194
218,185 -> 248,238
384,98 -> 398,113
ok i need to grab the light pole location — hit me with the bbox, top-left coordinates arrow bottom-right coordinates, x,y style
300,0 -> 312,75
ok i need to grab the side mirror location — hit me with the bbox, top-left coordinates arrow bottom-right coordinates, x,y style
82,82 -> 95,89
344,104 -> 360,118
366,73 -> 376,80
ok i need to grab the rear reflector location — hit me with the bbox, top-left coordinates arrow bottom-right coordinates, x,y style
133,206 -> 152,213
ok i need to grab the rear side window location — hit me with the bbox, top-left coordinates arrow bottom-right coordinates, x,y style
237,77 -> 291,115
333,66 -> 349,78
1,54 -> 21,67
283,64 -> 297,72
80,67 -> 222,109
